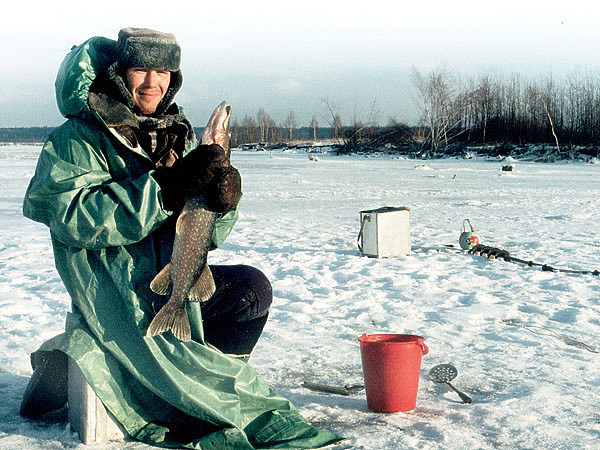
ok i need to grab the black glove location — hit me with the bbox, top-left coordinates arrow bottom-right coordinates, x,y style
207,166 -> 242,213
152,144 -> 239,211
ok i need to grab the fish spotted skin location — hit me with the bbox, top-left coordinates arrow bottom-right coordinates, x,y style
147,102 -> 232,341
147,198 -> 216,341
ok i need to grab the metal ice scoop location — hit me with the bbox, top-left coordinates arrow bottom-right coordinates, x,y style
429,364 -> 472,404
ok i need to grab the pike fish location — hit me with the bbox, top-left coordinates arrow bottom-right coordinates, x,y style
146,101 -> 232,341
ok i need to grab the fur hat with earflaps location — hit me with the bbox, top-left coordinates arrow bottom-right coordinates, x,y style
116,27 -> 181,71
104,27 -> 184,116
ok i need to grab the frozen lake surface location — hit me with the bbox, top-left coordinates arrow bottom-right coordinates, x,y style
1,144 -> 599,449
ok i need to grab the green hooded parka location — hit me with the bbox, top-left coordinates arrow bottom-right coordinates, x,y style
22,36 -> 342,449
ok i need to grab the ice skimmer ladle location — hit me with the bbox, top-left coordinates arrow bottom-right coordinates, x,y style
429,364 -> 472,404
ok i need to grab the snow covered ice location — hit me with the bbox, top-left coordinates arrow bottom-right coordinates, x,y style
1,144 -> 599,449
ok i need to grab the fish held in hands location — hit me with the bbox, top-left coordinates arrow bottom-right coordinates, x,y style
147,101 -> 232,341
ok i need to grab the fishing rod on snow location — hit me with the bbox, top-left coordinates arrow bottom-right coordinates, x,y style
458,219 -> 600,276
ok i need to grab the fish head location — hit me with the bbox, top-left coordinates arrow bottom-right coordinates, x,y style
200,101 -> 232,157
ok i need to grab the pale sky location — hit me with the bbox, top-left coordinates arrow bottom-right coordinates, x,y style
1,0 -> 598,128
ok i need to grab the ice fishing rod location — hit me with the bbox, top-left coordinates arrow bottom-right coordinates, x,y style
457,219 -> 599,276
468,244 -> 600,276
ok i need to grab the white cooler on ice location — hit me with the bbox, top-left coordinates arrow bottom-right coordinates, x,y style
358,206 -> 411,258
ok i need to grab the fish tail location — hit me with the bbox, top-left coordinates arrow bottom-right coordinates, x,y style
146,303 -> 192,342
188,264 -> 216,302
150,262 -> 172,295
170,310 -> 192,342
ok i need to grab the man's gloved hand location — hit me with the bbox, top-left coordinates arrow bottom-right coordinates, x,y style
207,166 -> 242,213
152,144 -> 241,212
182,143 -> 230,177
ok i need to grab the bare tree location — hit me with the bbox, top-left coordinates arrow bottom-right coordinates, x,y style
310,115 -> 319,141
412,66 -> 472,151
322,97 -> 342,141
286,111 -> 297,142
544,101 -> 561,153
344,99 -> 379,150
332,115 -> 342,140
230,118 -> 240,147
266,116 -> 280,143
255,108 -> 281,144
241,115 -> 258,143
540,74 -> 562,152
475,75 -> 492,142
257,108 -> 268,143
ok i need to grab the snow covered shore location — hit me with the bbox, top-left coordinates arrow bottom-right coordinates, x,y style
1,145 -> 598,449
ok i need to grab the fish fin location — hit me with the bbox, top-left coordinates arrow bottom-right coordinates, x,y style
188,265 -> 216,302
150,262 -> 172,295
175,209 -> 189,235
146,303 -> 191,342
170,311 -> 192,342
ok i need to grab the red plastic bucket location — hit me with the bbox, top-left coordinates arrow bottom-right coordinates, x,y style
358,333 -> 429,412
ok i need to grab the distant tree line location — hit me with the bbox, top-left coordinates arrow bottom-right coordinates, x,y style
0,124 -> 336,146
221,68 -> 600,157
0,127 -> 55,144
410,67 -> 600,155
3,68 -> 600,159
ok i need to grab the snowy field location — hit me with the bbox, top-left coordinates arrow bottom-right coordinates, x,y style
1,144 -> 599,449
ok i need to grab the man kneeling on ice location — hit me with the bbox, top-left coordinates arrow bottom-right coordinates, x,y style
20,27 -> 341,449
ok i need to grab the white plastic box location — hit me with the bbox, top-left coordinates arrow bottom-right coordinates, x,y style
68,358 -> 126,444
358,206 -> 411,258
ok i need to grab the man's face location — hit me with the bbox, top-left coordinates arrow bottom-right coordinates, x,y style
125,68 -> 171,115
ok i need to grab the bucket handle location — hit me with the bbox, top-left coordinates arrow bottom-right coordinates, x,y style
461,218 -> 475,233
